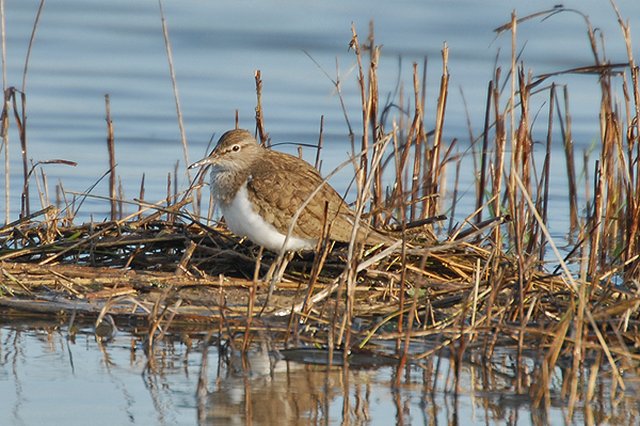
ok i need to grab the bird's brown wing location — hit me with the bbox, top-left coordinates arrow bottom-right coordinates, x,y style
246,150 -> 355,241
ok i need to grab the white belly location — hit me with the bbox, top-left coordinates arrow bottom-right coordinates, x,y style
220,184 -> 316,253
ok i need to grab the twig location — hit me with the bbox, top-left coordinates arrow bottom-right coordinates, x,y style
158,0 -> 190,182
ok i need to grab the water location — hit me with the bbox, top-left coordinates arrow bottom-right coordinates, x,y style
2,0 -> 639,220
2,322 -> 638,425
2,1 -> 640,424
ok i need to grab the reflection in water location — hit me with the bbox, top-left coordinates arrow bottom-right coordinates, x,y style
0,322 -> 639,425
203,342 -> 382,425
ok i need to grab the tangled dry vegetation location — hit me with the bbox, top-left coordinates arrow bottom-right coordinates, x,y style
1,6 -> 640,411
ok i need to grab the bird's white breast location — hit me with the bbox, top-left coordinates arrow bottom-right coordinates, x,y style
220,183 -> 316,253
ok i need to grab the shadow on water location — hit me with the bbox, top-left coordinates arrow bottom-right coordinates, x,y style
1,318 -> 638,425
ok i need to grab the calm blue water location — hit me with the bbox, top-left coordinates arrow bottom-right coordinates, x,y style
3,324 -> 635,426
2,1 -> 640,424
2,0 -> 639,223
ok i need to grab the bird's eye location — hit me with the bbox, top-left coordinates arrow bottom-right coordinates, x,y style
232,144 -> 240,152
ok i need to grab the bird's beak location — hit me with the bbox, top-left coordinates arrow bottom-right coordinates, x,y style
188,155 -> 215,170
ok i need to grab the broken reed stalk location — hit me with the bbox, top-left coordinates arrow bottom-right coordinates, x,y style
349,25 -> 369,200
166,172 -> 171,222
600,71 -> 617,269
172,160 -> 179,222
367,28 -> 384,226
538,84 -> 555,263
514,66 -> 532,259
33,164 -> 47,211
588,159 -> 602,277
555,112 -> 578,200
448,158 -> 461,234
491,67 -> 505,245
138,173 -> 145,220
117,176 -> 124,220
476,80 -> 493,225
396,133 -> 408,347
158,0 -> 190,182
254,70 -> 268,145
314,115 -> 324,171
9,89 -> 28,218
559,85 -> 579,232
419,59 -> 431,220
105,94 -> 117,221
410,63 -> 424,223
428,44 -> 449,219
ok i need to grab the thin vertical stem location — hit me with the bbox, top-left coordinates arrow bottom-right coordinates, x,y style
173,159 -> 178,203
15,0 -> 45,219
1,0 -> 8,224
105,94 -> 116,221
560,86 -> 578,231
539,84 -> 555,263
21,0 -> 45,93
254,70 -> 268,146
350,25 -> 368,195
476,81 -> 493,225
410,63 -> 423,222
166,172 -> 171,222
117,176 -> 123,220
138,173 -> 145,220
429,44 -> 449,217
158,0 -> 190,181
314,115 -> 324,171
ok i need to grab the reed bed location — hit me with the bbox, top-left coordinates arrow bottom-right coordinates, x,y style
1,4 -> 640,417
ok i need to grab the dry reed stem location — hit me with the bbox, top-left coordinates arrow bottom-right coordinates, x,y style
105,94 -> 117,221
254,70 -> 268,145
0,0 -> 7,225
158,0 -> 190,182
12,0 -> 44,219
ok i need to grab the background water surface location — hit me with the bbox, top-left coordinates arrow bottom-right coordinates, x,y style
2,1 -> 640,425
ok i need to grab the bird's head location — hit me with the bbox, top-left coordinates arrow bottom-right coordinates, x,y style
189,129 -> 262,173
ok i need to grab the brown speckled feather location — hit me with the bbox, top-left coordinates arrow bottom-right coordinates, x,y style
247,149 -> 384,244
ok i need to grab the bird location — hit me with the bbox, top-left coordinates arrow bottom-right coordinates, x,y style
188,129 -> 388,254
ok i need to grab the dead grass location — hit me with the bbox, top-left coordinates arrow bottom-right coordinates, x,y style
1,4 -> 640,418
